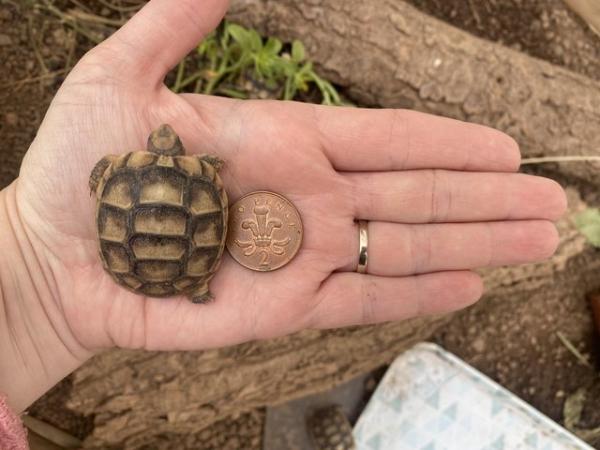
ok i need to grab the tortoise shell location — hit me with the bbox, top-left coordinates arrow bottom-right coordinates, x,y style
306,405 -> 356,450
89,124 -> 228,303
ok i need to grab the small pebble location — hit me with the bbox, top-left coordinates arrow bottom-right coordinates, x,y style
4,113 -> 18,126
52,28 -> 67,47
364,377 -> 377,392
472,337 -> 486,353
0,33 -> 12,46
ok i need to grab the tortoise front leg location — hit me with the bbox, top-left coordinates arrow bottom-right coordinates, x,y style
198,154 -> 224,171
89,155 -> 117,195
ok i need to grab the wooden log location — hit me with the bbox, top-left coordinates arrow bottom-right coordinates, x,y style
70,319 -> 451,447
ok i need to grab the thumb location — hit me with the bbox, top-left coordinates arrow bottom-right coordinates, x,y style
97,0 -> 229,86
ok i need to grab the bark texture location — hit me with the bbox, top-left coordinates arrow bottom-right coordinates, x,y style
228,0 -> 600,184
64,1 -> 600,447
70,318 -> 450,447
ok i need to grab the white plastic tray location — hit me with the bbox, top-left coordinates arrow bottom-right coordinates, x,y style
354,343 -> 593,450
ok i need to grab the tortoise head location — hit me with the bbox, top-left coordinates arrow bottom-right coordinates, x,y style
147,124 -> 184,156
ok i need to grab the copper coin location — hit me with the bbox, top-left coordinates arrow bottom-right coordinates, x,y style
226,191 -> 303,271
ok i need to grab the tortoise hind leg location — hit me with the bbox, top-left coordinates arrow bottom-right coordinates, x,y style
189,282 -> 214,304
89,155 -> 117,195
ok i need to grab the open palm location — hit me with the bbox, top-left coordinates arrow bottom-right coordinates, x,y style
14,0 -> 566,354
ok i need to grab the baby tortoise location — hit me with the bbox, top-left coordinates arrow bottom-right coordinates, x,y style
306,405 -> 356,450
89,124 -> 228,303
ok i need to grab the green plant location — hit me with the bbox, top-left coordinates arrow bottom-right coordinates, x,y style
171,21 -> 342,105
34,2 -> 342,105
575,208 -> 600,248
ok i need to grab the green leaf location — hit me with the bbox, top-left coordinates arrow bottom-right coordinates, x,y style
279,58 -> 298,77
299,61 -> 313,73
264,37 -> 283,55
249,29 -> 263,51
188,21 -> 342,104
271,57 -> 292,75
575,208 -> 600,247
227,23 -> 251,48
291,40 -> 306,62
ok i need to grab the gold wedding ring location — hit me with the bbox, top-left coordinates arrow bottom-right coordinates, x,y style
357,220 -> 369,274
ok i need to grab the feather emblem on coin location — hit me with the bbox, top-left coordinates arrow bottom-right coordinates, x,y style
226,191 -> 303,271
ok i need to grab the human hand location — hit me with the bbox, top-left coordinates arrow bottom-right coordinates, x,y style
2,0 -> 566,410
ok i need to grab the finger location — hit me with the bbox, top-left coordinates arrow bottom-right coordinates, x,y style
98,0 -> 228,84
338,220 -> 559,275
312,106 -> 521,172
310,271 -> 483,329
180,97 -> 520,173
346,170 -> 567,223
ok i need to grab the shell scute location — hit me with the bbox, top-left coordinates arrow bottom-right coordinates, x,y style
135,260 -> 182,282
112,153 -> 131,170
101,172 -> 134,209
102,242 -> 130,273
173,277 -> 200,290
141,283 -> 176,297
189,180 -> 221,215
156,155 -> 175,168
119,274 -> 143,290
98,207 -> 128,242
133,207 -> 188,236
127,151 -> 156,169
193,219 -> 222,247
186,249 -> 218,276
139,167 -> 186,206
175,156 -> 203,177
131,235 -> 187,260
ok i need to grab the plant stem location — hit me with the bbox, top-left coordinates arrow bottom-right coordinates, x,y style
521,155 -> 600,164
204,55 -> 241,95
0,69 -> 68,89
96,0 -> 142,13
556,331 -> 592,367
193,78 -> 203,93
172,60 -> 186,93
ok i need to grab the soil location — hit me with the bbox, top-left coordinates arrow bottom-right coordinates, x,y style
406,0 -> 600,82
1,0 -> 600,449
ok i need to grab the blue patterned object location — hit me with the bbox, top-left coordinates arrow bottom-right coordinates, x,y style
353,343 -> 592,450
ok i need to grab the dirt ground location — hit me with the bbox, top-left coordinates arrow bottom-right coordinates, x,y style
409,0 -> 600,82
1,0 -> 600,448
